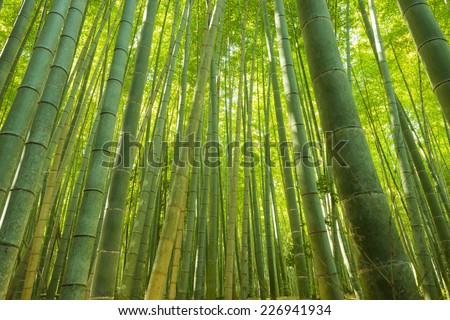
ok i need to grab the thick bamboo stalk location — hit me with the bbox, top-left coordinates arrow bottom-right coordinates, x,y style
397,0 -> 450,124
59,0 -> 140,299
90,0 -> 159,300
0,0 -> 71,211
295,0 -> 419,299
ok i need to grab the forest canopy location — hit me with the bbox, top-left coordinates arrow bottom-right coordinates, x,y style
0,0 -> 449,300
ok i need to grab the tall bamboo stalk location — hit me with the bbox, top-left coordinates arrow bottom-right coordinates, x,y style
60,0 -> 140,299
90,0 -> 159,300
295,0 -> 420,299
396,0 -> 450,124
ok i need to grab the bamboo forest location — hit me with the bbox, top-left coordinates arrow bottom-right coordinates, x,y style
0,0 -> 450,301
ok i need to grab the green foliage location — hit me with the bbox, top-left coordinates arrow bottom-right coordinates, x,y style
316,174 -> 332,194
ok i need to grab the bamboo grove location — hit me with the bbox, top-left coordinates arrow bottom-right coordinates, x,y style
0,0 -> 449,300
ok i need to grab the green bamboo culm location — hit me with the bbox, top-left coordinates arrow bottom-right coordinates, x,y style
12,0 -> 89,300
0,0 -> 38,94
224,0 -> 247,300
59,0 -> 140,300
238,11 -> 258,299
261,0 -> 312,299
204,2 -> 225,299
176,115 -> 202,300
0,0 -> 73,300
89,0 -> 159,300
192,137 -> 206,299
250,151 -> 268,300
397,0 -> 450,124
205,57 -> 220,300
295,0 -> 420,299
44,1 -> 115,300
272,0 -> 342,299
0,0 -> 71,217
194,112 -> 209,300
